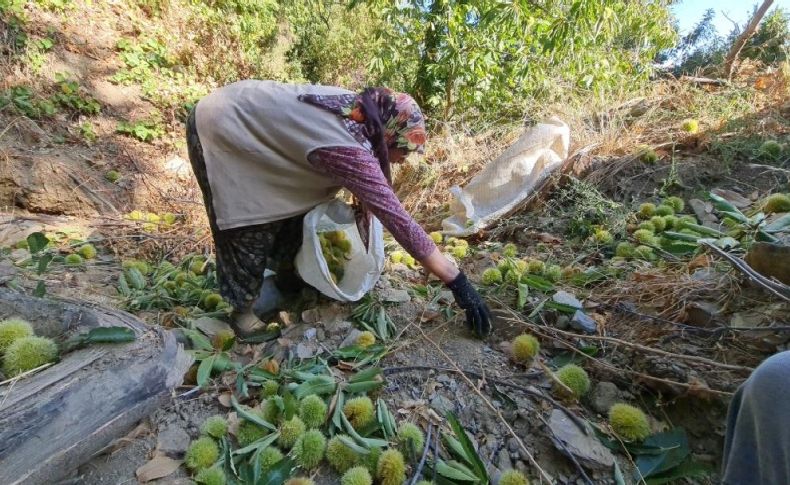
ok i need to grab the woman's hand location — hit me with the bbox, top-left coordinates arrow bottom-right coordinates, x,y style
420,249 -> 492,337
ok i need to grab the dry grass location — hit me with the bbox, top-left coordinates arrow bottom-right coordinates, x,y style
395,62 -> 789,231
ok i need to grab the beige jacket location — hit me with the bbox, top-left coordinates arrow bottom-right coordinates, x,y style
195,80 -> 363,230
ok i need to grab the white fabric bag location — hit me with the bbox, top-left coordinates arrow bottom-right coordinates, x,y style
442,117 -> 570,236
295,199 -> 385,302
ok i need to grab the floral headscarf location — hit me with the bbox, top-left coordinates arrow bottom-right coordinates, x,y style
299,87 -> 427,163
345,88 -> 426,154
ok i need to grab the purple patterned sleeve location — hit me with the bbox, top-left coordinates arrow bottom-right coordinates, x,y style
308,147 -> 437,261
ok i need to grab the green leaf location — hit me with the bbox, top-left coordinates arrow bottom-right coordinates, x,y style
126,267 -> 146,290
282,388 -> 298,420
257,457 -> 296,485
662,231 -> 699,242
435,460 -> 479,482
27,232 -> 49,254
183,328 -> 213,351
517,283 -> 528,309
37,253 -> 53,275
232,432 -> 279,456
349,366 -> 382,383
33,280 -> 46,297
337,434 -> 372,455
708,193 -> 747,223
197,354 -> 216,387
681,223 -> 723,238
232,395 -> 277,431
341,412 -> 389,449
294,376 -> 337,398
636,428 -> 691,479
764,213 -> 790,233
544,300 -> 580,314
86,326 -> 136,343
446,412 -> 488,482
521,274 -> 554,292
644,458 -> 712,484
344,379 -> 384,394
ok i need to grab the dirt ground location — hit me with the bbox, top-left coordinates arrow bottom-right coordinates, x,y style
2,3 -> 790,484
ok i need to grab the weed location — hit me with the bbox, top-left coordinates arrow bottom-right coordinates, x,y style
52,73 -> 101,115
0,86 -> 56,118
116,119 -> 164,142
80,122 -> 97,143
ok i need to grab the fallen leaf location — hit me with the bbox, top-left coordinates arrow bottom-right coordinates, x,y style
534,232 -> 562,244
218,392 -> 232,407
711,188 -> 751,208
278,311 -> 293,326
688,254 -> 711,271
135,455 -> 182,482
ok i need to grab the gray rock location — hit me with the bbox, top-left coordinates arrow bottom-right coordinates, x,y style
10,248 -> 28,262
507,437 -> 519,453
379,288 -> 411,303
324,320 -> 353,336
590,382 -> 620,415
439,290 -> 455,303
301,308 -> 321,324
0,260 -> 18,284
430,394 -> 455,415
689,199 -> 718,229
340,329 -> 364,348
496,450 -> 513,472
157,425 -> 191,457
553,290 -> 582,309
437,374 -> 453,385
303,327 -> 318,340
296,342 -> 318,359
555,315 -> 570,330
570,310 -> 597,334
548,408 -> 615,470
683,301 -> 721,327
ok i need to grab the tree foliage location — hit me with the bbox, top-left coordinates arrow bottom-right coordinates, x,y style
364,0 -> 676,122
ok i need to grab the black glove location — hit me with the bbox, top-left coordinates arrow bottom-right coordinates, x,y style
447,271 -> 492,337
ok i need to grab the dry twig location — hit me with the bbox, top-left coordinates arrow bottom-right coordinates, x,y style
701,241 -> 790,303
413,325 -> 555,484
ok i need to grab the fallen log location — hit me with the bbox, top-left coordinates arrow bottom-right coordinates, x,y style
0,289 -> 192,485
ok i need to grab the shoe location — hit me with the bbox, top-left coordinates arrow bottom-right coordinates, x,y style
230,306 -> 267,338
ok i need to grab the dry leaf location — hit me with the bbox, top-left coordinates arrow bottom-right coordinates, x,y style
135,455 -> 182,482
688,254 -> 711,271
218,392 -> 232,407
534,232 -> 562,244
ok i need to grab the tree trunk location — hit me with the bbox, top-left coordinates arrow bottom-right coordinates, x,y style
723,0 -> 775,78
0,289 -> 192,485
